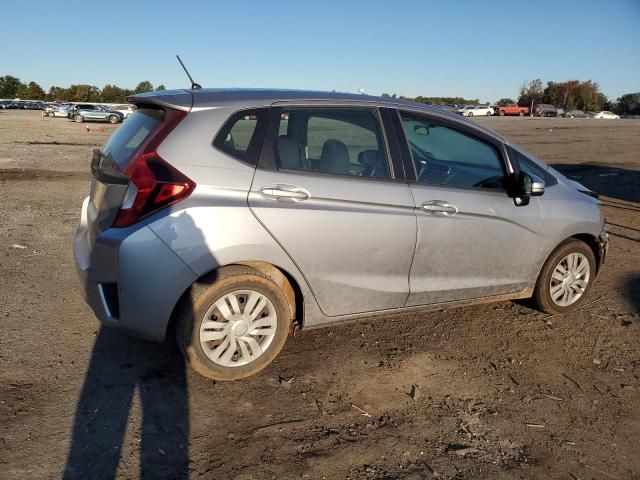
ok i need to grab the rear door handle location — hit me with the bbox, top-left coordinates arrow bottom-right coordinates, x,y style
260,185 -> 310,201
421,200 -> 458,215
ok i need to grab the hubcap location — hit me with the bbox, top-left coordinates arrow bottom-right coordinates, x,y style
549,253 -> 590,307
199,290 -> 277,367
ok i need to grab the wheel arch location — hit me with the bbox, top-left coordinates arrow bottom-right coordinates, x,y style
166,261 -> 304,342
570,233 -> 602,274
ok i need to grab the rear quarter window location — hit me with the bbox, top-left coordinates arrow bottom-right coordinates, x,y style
213,109 -> 268,165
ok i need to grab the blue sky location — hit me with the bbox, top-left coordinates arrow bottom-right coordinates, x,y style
2,0 -> 639,102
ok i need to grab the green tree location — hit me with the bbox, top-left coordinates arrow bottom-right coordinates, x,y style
134,81 -> 154,94
101,84 -> 126,103
518,79 -> 544,107
576,80 -> 600,111
0,75 -> 24,98
67,84 -> 101,102
616,92 -> 640,115
17,81 -> 46,100
156,84 -> 166,91
496,98 -> 515,106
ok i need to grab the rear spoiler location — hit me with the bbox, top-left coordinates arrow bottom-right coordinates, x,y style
126,89 -> 193,112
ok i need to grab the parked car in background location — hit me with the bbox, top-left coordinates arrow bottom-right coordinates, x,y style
534,104 -> 558,117
67,104 -> 123,123
110,104 -> 136,119
74,88 -> 608,381
563,109 -> 588,118
460,105 -> 494,117
591,111 -> 620,119
494,105 -> 529,116
46,105 -> 69,118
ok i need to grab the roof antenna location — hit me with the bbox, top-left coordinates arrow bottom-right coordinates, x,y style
176,55 -> 201,90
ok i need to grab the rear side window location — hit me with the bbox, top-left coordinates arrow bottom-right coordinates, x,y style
213,109 -> 268,164
101,108 -> 165,172
273,108 -> 390,179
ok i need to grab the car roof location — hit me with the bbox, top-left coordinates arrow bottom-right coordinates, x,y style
129,88 -> 507,142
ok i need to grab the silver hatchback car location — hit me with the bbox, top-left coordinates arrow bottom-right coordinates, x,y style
74,89 -> 608,380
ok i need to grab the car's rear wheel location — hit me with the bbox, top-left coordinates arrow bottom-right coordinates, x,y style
532,239 -> 596,314
74,114 -> 83,123
176,266 -> 292,381
109,115 -> 119,124
499,110 -> 505,116
468,112 -> 474,117
486,111 -> 492,116
519,111 -> 524,116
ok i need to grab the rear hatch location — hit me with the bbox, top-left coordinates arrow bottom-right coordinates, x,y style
85,97 -> 194,247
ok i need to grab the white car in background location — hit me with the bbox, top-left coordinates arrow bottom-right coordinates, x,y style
459,105 -> 494,117
591,111 -> 620,119
110,104 -> 136,119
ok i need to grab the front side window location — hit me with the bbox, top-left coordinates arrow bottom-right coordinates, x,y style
213,108 -> 268,164
510,146 -> 558,186
400,111 -> 505,189
274,108 -> 390,179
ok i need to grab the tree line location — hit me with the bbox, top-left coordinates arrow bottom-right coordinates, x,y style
0,75 -> 164,103
384,81 -> 639,115
2,74 -> 639,115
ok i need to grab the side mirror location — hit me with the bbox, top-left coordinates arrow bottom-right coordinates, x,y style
510,172 -> 533,206
414,125 -> 429,136
531,174 -> 545,196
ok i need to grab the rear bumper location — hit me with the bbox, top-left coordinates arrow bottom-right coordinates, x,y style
74,198 -> 198,341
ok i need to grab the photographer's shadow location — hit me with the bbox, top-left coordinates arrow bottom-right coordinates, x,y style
63,328 -> 189,479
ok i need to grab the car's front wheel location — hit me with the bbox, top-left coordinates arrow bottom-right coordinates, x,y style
176,266 -> 292,381
74,114 -> 84,123
532,239 -> 596,314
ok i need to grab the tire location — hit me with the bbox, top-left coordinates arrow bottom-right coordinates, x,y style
486,111 -> 492,116
109,115 -> 119,124
468,112 -> 474,117
519,111 -> 524,116
176,266 -> 292,381
532,239 -> 596,315
499,110 -> 505,116
74,114 -> 84,123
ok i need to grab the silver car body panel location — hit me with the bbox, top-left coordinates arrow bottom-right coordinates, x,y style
73,88 -> 606,340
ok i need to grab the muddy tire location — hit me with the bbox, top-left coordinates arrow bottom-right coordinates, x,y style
532,239 -> 596,315
175,266 -> 292,381
74,114 -> 83,123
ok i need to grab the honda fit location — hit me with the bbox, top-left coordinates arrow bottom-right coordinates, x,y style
74,89 -> 608,380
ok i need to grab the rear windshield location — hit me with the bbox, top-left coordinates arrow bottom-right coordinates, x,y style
101,108 -> 165,172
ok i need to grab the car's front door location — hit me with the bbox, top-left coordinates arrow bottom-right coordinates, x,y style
397,110 -> 543,306
249,105 -> 416,317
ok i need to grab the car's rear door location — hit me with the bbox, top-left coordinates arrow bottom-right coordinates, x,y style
248,104 -> 416,317
394,109 -> 543,305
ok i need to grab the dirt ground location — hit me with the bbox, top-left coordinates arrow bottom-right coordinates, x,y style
1,110 -> 639,480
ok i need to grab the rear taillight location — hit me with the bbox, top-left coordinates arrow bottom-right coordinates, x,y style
113,110 -> 195,228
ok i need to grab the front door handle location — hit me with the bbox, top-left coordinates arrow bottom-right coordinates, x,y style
421,200 -> 458,215
260,185 -> 310,201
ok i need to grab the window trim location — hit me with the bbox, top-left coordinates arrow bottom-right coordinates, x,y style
395,108 -> 514,192
257,104 -> 403,182
212,107 -> 269,166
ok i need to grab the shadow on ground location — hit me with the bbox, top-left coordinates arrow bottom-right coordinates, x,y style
63,328 -> 189,479
551,163 -> 640,204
